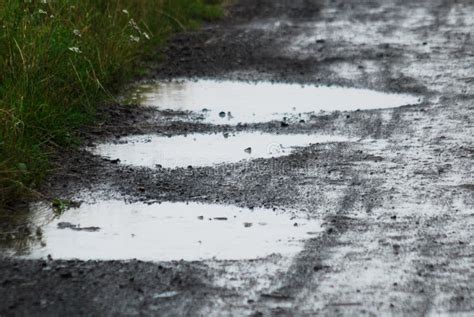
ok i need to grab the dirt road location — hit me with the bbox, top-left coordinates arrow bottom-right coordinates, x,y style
1,0 -> 473,315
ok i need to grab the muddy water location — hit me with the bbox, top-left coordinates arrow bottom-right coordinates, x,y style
15,200 -> 322,262
123,79 -> 422,124
91,132 -> 350,168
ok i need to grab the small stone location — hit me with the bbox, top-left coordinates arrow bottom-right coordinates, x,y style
219,111 -> 226,118
393,244 -> 401,254
60,272 -> 73,279
244,147 -> 252,154
57,222 -> 76,230
313,264 -> 324,271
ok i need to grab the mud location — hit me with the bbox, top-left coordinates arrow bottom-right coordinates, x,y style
1,0 -> 473,315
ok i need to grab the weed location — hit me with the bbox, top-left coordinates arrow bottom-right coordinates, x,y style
51,198 -> 79,216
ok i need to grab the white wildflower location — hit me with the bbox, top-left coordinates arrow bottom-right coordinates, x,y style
68,47 -> 82,54
143,32 -> 150,40
129,35 -> 140,43
128,18 -> 141,33
122,9 -> 129,15
38,9 -> 47,15
73,29 -> 82,37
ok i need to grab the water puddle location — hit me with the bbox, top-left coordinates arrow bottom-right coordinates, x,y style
91,132 -> 350,168
123,79 -> 421,124
9,200 -> 322,261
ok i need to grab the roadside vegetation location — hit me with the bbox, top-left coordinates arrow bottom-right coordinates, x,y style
0,0 -> 222,209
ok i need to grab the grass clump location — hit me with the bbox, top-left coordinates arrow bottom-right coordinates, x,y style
0,0 -> 222,209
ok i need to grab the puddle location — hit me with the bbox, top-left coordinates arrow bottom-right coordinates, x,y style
91,132 -> 350,168
10,200 -> 322,261
123,79 -> 421,124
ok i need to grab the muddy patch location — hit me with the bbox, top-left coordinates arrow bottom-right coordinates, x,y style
8,200 -> 322,262
90,132 -> 351,168
123,79 -> 422,124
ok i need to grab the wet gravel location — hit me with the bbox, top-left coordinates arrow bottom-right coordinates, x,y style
1,0 -> 473,315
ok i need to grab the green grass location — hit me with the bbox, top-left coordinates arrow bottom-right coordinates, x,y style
0,0 -> 222,209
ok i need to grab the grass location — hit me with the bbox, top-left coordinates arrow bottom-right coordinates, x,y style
0,0 -> 222,210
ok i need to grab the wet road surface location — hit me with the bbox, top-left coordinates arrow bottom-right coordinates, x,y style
1,0 -> 473,315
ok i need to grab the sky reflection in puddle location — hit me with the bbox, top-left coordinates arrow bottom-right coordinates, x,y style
15,200 -> 322,261
91,132 -> 350,168
123,79 -> 422,124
